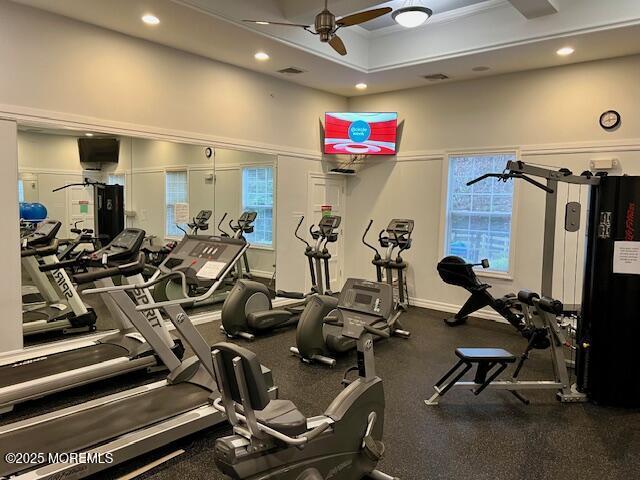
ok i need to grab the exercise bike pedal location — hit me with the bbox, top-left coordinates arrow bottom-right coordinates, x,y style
362,437 -> 385,462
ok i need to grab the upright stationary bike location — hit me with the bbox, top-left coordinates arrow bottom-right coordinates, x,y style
212,278 -> 398,480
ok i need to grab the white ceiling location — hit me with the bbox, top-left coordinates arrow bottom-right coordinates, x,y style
358,0 -> 489,31
11,0 -> 640,96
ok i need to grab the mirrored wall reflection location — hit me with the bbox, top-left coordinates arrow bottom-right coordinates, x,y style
213,149 -> 276,289
16,125 -> 217,345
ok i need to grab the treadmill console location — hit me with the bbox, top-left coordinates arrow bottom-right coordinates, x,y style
159,235 -> 247,282
89,228 -> 145,265
337,278 -> 393,339
23,220 -> 61,247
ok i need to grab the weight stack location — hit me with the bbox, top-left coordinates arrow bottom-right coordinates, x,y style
577,175 -> 640,407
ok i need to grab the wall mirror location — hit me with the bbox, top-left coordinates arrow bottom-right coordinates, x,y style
16,124 -> 277,348
17,125 -> 217,345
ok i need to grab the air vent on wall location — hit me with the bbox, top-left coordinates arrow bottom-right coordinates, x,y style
277,67 -> 306,75
423,73 -> 449,81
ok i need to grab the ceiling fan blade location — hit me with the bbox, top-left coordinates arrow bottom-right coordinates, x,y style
329,35 -> 347,56
243,20 -> 310,28
337,7 -> 392,27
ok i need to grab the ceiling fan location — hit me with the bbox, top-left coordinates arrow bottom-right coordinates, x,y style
244,0 -> 392,56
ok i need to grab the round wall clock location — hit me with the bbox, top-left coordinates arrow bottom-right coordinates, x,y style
599,110 -> 621,130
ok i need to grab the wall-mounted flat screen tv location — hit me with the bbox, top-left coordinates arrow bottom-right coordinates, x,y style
78,138 -> 120,163
324,112 -> 398,155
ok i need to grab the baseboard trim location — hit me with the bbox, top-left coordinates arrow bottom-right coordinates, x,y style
408,296 -> 507,323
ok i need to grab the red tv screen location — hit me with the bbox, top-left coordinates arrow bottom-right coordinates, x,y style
324,112 -> 398,155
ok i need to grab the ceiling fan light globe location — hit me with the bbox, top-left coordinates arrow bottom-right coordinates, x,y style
392,7 -> 432,28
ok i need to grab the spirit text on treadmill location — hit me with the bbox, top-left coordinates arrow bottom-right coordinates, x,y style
4,452 -> 114,465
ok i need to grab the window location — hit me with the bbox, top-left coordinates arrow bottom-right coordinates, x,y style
107,174 -> 125,204
107,174 -> 125,187
165,170 -> 188,238
445,152 -> 516,273
18,180 -> 25,203
242,166 -> 274,247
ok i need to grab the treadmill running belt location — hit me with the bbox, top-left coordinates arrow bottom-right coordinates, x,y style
0,383 -> 212,477
0,344 -> 129,388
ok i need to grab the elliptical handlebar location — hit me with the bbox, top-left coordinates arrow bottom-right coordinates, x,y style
362,220 -> 380,257
294,216 -> 310,248
217,213 -> 230,237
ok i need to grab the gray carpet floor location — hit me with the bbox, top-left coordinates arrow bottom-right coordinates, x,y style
4,307 -> 640,479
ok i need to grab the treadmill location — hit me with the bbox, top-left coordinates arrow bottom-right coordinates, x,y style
0,234 -> 276,479
0,228 -> 181,414
21,220 -> 97,335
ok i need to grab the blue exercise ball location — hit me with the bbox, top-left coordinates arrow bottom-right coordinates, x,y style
20,202 -> 48,221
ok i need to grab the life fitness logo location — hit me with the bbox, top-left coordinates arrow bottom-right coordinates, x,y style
348,120 -> 371,143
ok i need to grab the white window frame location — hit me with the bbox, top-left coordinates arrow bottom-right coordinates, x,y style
164,168 -> 189,240
241,165 -> 275,249
106,173 -> 126,205
439,149 -> 520,280
18,179 -> 25,203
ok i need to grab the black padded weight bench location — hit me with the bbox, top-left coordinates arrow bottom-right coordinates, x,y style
425,348 -> 516,405
425,289 -> 588,406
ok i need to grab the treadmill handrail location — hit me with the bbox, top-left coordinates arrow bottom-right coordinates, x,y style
135,241 -> 250,311
83,268 -> 187,295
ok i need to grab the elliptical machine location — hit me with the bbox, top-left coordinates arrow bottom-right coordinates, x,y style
220,215 -> 341,340
290,221 -> 413,366
212,278 -> 398,480
362,219 -> 413,338
217,211 -> 257,281
438,256 -> 525,328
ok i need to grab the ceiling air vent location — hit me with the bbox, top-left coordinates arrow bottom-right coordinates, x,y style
423,73 -> 449,81
278,67 -> 306,75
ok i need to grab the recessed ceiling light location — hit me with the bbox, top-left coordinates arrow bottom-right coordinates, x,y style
355,83 -> 368,90
254,52 -> 270,61
142,14 -> 160,25
84,133 -> 94,137
392,6 -> 433,28
472,66 -> 490,72
556,46 -> 575,56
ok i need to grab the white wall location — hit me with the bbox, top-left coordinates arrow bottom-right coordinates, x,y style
0,120 -> 22,352
0,1 -> 347,154
276,156 -> 339,293
346,55 -> 640,318
17,131 -> 131,237
128,138 -> 213,239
